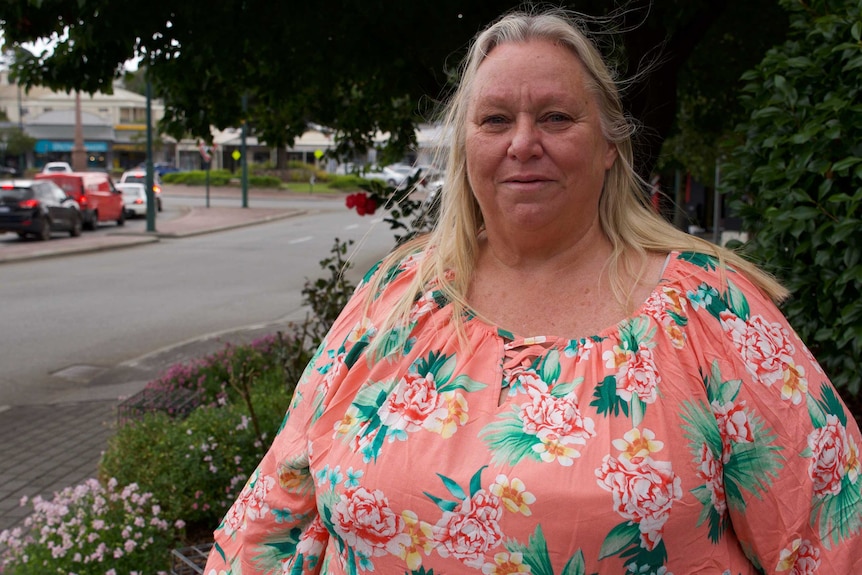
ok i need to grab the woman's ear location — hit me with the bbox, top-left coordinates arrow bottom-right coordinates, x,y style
604,142 -> 618,170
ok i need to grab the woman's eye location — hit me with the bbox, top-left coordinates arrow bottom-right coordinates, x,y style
544,113 -> 572,123
481,115 -> 508,126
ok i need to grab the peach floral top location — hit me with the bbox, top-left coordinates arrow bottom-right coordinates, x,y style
205,251 -> 862,575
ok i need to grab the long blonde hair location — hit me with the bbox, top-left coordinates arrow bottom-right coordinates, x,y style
368,8 -> 787,342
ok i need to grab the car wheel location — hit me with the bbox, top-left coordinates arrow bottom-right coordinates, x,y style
386,179 -> 397,187
117,209 -> 125,227
16,232 -> 27,239
69,214 -> 82,237
38,217 -> 51,241
84,211 -> 97,231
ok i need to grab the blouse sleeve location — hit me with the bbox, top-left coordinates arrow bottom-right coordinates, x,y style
204,266 -> 386,575
685,265 -> 862,573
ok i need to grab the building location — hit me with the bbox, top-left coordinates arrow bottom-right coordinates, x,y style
0,70 -> 168,171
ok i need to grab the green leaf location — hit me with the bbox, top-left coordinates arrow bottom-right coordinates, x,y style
423,491 -> 459,513
437,473 -> 467,501
561,550 -> 586,575
598,521 -> 641,559
590,375 -> 628,418
468,466 -> 487,498
831,156 -> 861,173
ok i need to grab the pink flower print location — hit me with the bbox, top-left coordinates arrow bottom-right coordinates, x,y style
295,516 -> 329,559
378,371 -> 442,432
807,415 -> 851,497
720,312 -> 796,388
711,400 -> 754,462
776,538 -> 821,574
434,490 -> 504,568
609,346 -> 661,404
644,288 -> 687,349
409,290 -> 439,322
695,443 -> 727,515
332,486 -> 403,558
520,389 -> 596,449
596,455 -> 682,551
223,472 -> 274,535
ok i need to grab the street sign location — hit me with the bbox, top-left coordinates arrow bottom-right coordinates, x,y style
232,150 -> 241,161
314,149 -> 324,160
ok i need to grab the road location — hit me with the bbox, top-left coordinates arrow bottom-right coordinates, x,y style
0,190 -> 396,407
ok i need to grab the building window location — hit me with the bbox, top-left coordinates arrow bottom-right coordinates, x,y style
120,107 -> 147,124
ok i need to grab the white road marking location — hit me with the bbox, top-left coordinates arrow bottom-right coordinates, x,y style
288,236 -> 313,244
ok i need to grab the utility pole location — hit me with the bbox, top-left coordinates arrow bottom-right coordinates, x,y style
71,91 -> 87,171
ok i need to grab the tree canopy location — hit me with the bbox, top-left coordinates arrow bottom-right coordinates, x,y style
0,1 -> 786,172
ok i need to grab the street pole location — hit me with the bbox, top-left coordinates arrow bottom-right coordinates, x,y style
241,92 -> 249,208
145,80 -> 156,232
71,92 -> 87,171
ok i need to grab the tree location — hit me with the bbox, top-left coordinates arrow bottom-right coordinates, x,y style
722,0 -> 862,395
0,1 -> 788,172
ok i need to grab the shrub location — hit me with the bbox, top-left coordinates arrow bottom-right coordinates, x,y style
162,170 -> 233,186
248,174 -> 284,188
0,478 -> 181,575
327,174 -> 365,190
99,366 -> 293,532
722,0 -> 862,396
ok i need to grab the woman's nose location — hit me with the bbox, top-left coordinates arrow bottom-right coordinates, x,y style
507,116 -> 543,161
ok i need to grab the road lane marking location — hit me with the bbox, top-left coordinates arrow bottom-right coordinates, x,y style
288,236 -> 313,244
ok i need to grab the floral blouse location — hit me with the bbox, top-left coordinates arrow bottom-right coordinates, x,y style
205,251 -> 862,575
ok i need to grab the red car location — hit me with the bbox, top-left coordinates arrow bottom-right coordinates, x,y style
35,171 -> 125,230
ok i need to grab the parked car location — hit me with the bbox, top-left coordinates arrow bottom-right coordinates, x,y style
0,179 -> 83,240
35,171 -> 125,230
117,182 -> 148,218
120,170 -> 163,212
41,161 -> 74,174
362,166 -> 410,188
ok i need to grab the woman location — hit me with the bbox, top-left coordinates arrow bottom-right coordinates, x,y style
205,9 -> 862,574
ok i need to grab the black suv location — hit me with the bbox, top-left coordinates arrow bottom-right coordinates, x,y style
0,179 -> 83,240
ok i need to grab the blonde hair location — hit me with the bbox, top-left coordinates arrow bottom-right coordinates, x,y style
368,8 -> 787,343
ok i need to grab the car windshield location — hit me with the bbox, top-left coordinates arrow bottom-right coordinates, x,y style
124,175 -> 145,184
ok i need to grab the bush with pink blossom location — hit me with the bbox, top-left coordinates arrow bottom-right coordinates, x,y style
0,478 -> 182,575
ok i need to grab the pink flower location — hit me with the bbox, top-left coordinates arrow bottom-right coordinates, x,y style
378,371 -> 442,432
331,486 -> 402,558
807,415 -> 850,497
695,443 -> 726,515
295,515 -> 330,558
434,490 -> 503,568
711,400 -> 754,461
519,390 -> 595,447
609,346 -> 661,404
596,455 -> 682,550
720,312 -> 795,388
777,538 -> 821,573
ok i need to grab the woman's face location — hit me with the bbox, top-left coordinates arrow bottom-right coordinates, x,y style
465,40 -> 617,240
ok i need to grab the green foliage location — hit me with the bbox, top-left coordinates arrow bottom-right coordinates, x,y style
100,351 -> 295,531
248,174 -> 284,188
722,0 -> 862,395
328,174 -> 367,189
163,169 -> 234,186
301,238 -> 357,346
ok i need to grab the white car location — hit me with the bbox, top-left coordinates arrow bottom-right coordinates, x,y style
117,182 -> 148,218
363,166 -> 410,188
41,161 -> 74,174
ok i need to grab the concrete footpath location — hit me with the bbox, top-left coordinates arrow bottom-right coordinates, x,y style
0,186 -> 327,535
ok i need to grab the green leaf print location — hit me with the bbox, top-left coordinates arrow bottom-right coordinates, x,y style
561,550 -> 586,575
724,279 -> 750,321
438,472 -> 468,501
550,378 -> 582,398
598,521 -> 640,559
678,251 -> 721,271
480,409 -> 543,466
723,415 -> 783,496
539,349 -> 561,384
468,465 -> 487,497
618,316 -> 654,352
504,525 -> 587,575
415,350 -> 457,385
811,474 -> 862,548
815,385 -> 849,428
361,260 -> 382,286
344,339 -> 369,369
423,491 -> 459,513
406,568 -> 437,575
373,326 -> 415,362
590,375 -> 629,418
807,393 -> 829,429
702,361 -> 742,405
440,373 -> 487,393
680,400 -> 724,465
